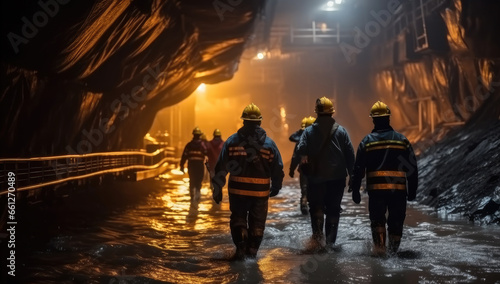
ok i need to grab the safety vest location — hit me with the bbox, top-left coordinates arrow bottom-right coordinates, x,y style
227,146 -> 274,197
365,139 -> 408,191
187,149 -> 205,161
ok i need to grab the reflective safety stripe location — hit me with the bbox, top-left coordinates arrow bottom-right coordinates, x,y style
366,140 -> 406,147
229,146 -> 245,151
188,151 -> 203,155
229,176 -> 270,184
229,188 -> 270,197
259,148 -> 271,154
367,171 -> 406,178
229,151 -> 247,156
367,184 -> 406,190
188,157 -> 205,161
366,145 -> 406,151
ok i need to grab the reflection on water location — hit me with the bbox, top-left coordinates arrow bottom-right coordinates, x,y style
14,170 -> 500,283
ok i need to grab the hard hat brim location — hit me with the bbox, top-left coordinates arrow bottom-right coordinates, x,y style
370,113 -> 391,117
241,116 -> 263,121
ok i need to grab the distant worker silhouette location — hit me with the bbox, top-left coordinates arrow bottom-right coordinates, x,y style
206,129 -> 225,176
296,97 -> 355,249
350,101 -> 419,256
212,103 -> 284,260
180,127 -> 208,202
289,116 -> 316,215
200,132 -> 210,183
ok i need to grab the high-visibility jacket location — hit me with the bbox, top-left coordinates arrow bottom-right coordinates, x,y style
180,138 -> 207,168
351,126 -> 418,197
213,125 -> 284,198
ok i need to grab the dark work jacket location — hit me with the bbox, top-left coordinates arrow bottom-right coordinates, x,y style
289,129 -> 303,143
289,129 -> 304,172
296,116 -> 355,182
180,138 -> 207,168
351,126 -> 418,197
212,125 -> 284,198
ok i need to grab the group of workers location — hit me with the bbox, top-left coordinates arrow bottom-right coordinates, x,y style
179,128 -> 224,202
179,97 -> 418,260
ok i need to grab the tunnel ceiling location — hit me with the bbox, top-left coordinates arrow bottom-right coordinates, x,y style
2,0 -> 500,159
1,0 -> 265,157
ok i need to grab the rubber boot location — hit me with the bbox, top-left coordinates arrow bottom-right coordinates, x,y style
189,186 -> 195,201
371,225 -> 386,257
300,196 -> 308,215
231,227 -> 248,261
194,187 -> 201,202
325,216 -> 339,246
388,234 -> 401,255
246,235 -> 263,258
310,214 -> 324,243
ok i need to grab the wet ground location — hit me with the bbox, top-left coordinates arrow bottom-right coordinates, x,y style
8,169 -> 500,284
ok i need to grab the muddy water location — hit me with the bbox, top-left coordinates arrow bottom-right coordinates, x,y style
12,169 -> 500,283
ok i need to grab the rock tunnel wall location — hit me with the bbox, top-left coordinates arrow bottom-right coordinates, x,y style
1,0 -> 265,157
366,0 -> 500,144
361,0 -> 500,221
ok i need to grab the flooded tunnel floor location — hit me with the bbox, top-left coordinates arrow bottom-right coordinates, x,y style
12,170 -> 500,283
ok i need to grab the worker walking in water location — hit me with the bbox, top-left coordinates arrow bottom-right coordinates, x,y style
289,116 -> 316,215
180,127 -> 208,202
296,97 -> 355,248
206,129 -> 224,176
212,103 -> 284,260
349,101 -> 418,256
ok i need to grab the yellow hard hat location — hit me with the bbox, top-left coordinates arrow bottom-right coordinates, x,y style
300,117 -> 308,129
370,101 -> 391,117
192,126 -> 202,135
241,103 -> 263,121
201,133 -> 207,141
304,116 -> 316,127
315,97 -> 335,114
213,129 -> 222,137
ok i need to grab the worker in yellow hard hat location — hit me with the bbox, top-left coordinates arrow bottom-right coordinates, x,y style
289,116 -> 316,215
296,97 -> 355,249
180,127 -> 208,202
212,103 -> 284,260
350,101 -> 418,257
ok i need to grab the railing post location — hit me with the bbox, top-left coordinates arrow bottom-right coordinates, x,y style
312,21 -> 316,43
27,161 -> 30,186
336,22 -> 340,43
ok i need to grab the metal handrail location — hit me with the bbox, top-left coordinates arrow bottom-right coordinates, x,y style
0,147 -> 177,196
289,21 -> 345,44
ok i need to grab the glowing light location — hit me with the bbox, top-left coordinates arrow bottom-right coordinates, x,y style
280,106 -> 286,119
335,0 -> 342,4
327,1 -> 334,7
197,83 -> 206,92
171,169 -> 185,176
256,52 -> 265,60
